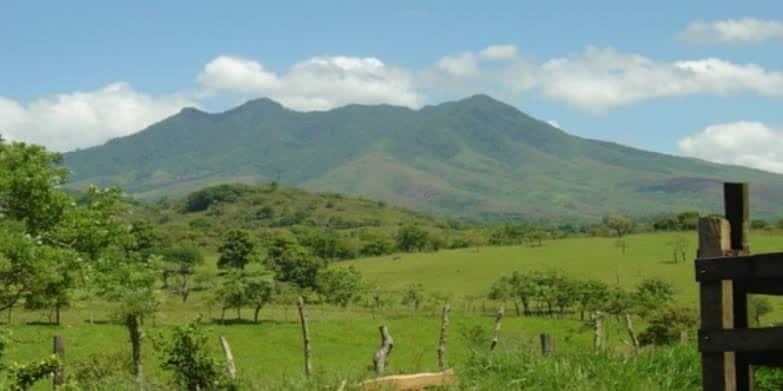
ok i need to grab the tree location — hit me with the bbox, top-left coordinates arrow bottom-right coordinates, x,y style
395,225 -> 430,252
604,214 -> 633,238
316,266 -> 364,307
245,272 -> 275,323
508,271 -> 540,316
669,236 -> 688,263
633,278 -> 674,315
750,297 -> 774,327
159,247 -> 204,302
269,245 -> 324,290
573,279 -> 610,320
217,230 -> 257,270
213,271 -> 248,322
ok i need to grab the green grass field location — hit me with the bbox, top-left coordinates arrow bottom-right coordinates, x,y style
347,231 -> 783,309
4,231 -> 783,389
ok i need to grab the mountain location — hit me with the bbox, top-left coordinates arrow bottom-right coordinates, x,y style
63,95 -> 783,221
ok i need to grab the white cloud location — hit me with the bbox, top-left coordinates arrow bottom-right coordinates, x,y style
678,121 -> 783,173
479,45 -> 518,61
501,47 -> 783,112
546,120 -> 561,129
436,52 -> 479,77
680,18 -> 783,43
0,83 -> 194,152
198,55 -> 422,111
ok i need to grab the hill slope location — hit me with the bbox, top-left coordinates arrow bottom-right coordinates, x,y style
64,95 -> 783,221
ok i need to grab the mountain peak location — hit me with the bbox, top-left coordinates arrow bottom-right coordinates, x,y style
234,97 -> 286,112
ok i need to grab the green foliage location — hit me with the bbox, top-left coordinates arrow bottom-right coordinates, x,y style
5,355 -> 60,391
159,321 -> 237,390
298,229 -> 357,260
395,225 -> 430,252
750,296 -> 774,326
0,139 -> 71,235
269,245 -> 324,290
316,266 -> 364,307
639,305 -> 698,346
604,214 -> 633,237
401,283 -> 424,310
217,230 -> 257,270
184,184 -> 254,213
633,278 -> 675,315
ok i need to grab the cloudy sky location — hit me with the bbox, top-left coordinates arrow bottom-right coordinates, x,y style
1,1 -> 782,172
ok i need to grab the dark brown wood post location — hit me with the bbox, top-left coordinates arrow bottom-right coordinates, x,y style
725,183 -> 753,391
53,335 -> 65,387
698,216 -> 735,391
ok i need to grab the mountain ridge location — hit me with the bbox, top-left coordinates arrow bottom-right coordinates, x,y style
63,94 -> 783,221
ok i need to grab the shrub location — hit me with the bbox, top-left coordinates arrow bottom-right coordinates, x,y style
183,184 -> 253,213
638,305 -> 698,346
159,321 -> 237,390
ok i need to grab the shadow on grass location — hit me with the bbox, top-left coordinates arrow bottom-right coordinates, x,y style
209,318 -> 295,326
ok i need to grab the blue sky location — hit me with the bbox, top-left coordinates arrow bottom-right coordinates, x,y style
1,0 -> 782,171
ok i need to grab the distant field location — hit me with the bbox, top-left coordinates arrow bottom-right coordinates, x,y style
346,231 -> 783,307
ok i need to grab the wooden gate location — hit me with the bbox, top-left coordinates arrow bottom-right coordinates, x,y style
696,182 -> 783,390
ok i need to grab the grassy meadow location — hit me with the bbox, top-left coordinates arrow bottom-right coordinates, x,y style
5,230 -> 783,389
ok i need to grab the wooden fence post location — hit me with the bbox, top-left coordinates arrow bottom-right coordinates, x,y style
490,305 -> 504,352
725,182 -> 753,391
53,335 -> 64,387
539,333 -> 553,355
297,297 -> 312,376
437,304 -> 449,370
219,336 -> 237,379
373,325 -> 394,376
624,314 -> 640,354
593,311 -> 604,351
698,216 -> 736,390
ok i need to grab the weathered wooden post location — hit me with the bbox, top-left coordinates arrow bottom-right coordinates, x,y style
437,304 -> 449,370
539,333 -> 553,355
297,297 -> 313,376
373,325 -> 394,376
696,182 -> 754,391
624,314 -> 640,354
593,311 -> 604,351
490,305 -> 504,352
53,335 -> 65,387
219,336 -> 237,379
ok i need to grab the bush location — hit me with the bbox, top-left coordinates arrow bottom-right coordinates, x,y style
183,184 -> 253,213
159,321 -> 237,391
638,305 -> 698,346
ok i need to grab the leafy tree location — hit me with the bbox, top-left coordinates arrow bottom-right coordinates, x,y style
750,297 -> 774,327
675,211 -> 700,230
633,278 -> 674,315
299,229 -> 356,260
573,279 -> 610,320
159,246 -> 204,302
0,138 -> 70,235
269,244 -> 324,290
395,225 -> 430,252
751,219 -> 770,230
360,237 -> 395,257
604,214 -> 633,238
245,272 -> 275,323
316,266 -> 364,307
603,286 -> 634,317
126,220 -> 163,254
213,271 -> 248,321
508,271 -> 540,316
217,230 -> 257,270
159,321 -> 237,390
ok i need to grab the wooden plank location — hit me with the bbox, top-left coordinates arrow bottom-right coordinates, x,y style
359,369 -> 457,391
700,327 -> 783,353
742,351 -> 783,367
695,252 -> 783,281
744,279 -> 783,295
